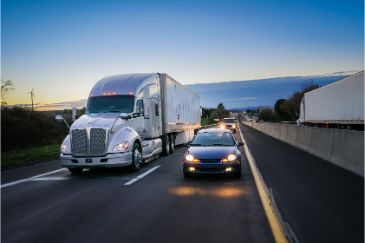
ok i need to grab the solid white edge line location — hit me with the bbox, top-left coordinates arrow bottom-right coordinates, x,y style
124,165 -> 161,186
1,168 -> 67,189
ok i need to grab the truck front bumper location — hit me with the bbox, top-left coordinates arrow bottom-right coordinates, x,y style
60,152 -> 133,168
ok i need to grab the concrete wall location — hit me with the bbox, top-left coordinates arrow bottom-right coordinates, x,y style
243,122 -> 364,177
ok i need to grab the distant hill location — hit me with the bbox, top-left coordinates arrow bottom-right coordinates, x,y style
187,73 -> 357,109
19,71 -> 358,111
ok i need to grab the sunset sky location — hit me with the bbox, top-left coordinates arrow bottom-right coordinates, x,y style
2,0 -> 364,106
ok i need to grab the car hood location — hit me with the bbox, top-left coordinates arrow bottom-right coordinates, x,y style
187,146 -> 236,159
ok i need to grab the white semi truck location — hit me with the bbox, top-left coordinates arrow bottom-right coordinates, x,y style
56,73 -> 201,173
299,71 -> 364,129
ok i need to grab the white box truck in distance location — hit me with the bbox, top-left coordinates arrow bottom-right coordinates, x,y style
299,71 -> 364,129
56,73 -> 201,173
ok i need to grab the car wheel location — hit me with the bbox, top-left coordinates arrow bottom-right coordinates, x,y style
130,143 -> 142,172
68,168 -> 83,174
169,135 -> 175,153
162,134 -> 170,156
234,169 -> 242,178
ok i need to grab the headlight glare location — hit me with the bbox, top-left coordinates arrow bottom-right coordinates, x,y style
227,154 -> 237,161
61,144 -> 68,153
185,154 -> 199,163
113,141 -> 129,152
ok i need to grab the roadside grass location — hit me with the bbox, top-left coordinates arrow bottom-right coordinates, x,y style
2,144 -> 60,170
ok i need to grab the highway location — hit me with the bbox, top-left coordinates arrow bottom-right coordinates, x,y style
239,122 -> 364,243
1,131 -> 274,243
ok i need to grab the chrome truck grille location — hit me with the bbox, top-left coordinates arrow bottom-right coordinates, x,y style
71,128 -> 107,156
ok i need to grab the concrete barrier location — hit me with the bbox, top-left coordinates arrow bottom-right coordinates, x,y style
285,125 -> 298,146
308,127 -> 335,161
294,126 -> 312,152
330,129 -> 364,176
242,121 -> 364,177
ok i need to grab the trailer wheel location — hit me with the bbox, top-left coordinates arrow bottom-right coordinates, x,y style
129,143 -> 142,172
169,135 -> 175,153
162,135 -> 170,156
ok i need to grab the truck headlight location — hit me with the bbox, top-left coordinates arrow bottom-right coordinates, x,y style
61,144 -> 68,153
222,154 -> 237,162
113,141 -> 129,152
185,154 -> 199,163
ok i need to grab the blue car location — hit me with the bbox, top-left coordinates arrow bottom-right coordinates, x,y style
183,128 -> 243,178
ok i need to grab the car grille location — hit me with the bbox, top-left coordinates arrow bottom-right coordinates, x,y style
199,159 -> 222,163
71,128 -> 106,156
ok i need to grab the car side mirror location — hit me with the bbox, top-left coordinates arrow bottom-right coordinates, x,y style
237,142 -> 244,147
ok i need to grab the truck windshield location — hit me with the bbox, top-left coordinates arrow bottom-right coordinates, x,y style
87,95 -> 135,113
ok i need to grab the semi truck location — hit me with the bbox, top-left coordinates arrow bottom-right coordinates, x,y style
298,71 -> 364,129
56,73 -> 201,173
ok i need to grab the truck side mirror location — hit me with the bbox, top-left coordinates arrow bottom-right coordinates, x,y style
55,115 -> 70,128
119,114 -> 131,120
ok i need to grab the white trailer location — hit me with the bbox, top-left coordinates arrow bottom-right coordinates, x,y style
299,71 -> 364,128
56,73 -> 201,173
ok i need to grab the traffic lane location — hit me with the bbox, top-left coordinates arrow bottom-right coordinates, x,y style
2,132 -> 274,243
1,150 -> 181,243
240,123 -> 364,243
1,159 -> 62,184
122,130 -> 274,243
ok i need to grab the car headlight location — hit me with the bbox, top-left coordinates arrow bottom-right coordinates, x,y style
61,144 -> 68,153
113,141 -> 129,152
185,154 -> 199,163
232,124 -> 236,128
222,154 -> 237,162
220,124 -> 226,129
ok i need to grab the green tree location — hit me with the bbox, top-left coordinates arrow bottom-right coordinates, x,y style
210,103 -> 229,121
259,108 -> 278,122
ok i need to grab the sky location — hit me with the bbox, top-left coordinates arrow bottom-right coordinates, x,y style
1,0 -> 364,106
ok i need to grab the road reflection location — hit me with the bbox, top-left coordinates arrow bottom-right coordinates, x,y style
168,186 -> 250,198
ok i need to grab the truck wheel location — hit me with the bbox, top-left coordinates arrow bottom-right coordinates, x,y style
130,143 -> 142,172
68,168 -> 83,174
169,135 -> 175,153
162,135 -> 170,156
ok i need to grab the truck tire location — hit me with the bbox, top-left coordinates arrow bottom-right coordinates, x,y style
129,143 -> 142,172
162,135 -> 170,156
169,135 -> 175,153
68,168 -> 83,174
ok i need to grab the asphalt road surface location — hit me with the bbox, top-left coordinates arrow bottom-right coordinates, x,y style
239,122 -> 364,243
1,131 -> 274,243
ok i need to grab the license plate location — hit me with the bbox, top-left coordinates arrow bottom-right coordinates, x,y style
85,158 -> 92,163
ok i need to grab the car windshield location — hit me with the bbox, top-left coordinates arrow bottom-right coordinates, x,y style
190,132 -> 235,146
87,95 -> 135,113
223,118 -> 236,123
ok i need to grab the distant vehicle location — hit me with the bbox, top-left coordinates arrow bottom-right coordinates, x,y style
219,117 -> 237,132
56,73 -> 201,173
299,71 -> 364,129
183,128 -> 243,178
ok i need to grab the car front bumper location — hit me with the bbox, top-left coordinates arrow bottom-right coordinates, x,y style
60,152 -> 133,168
183,161 -> 241,174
